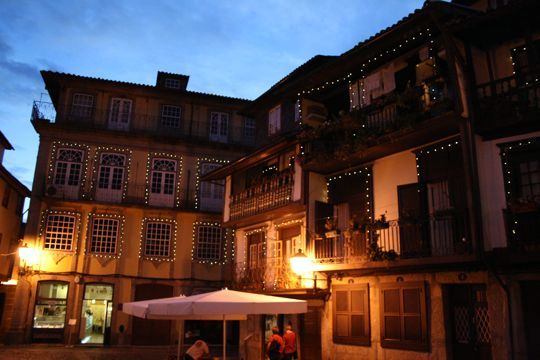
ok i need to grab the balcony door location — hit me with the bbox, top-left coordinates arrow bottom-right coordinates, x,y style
199,163 -> 224,212
108,98 -> 132,131
95,153 -> 125,203
209,112 -> 229,143
149,158 -> 176,208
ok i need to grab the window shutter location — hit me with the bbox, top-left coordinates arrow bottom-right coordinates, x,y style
333,284 -> 370,346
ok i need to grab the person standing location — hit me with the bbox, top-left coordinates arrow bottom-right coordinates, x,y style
282,324 -> 297,360
266,326 -> 284,360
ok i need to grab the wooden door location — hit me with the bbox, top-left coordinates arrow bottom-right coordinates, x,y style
131,284 -> 173,345
444,285 -> 492,360
299,309 -> 322,360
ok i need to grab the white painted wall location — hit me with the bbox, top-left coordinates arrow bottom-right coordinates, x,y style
475,131 -> 540,249
372,150 -> 418,221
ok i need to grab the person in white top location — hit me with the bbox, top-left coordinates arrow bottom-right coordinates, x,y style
184,339 -> 210,360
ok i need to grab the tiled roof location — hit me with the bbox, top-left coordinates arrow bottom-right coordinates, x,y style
41,71 -> 251,102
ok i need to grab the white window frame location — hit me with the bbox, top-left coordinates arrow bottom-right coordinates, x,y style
209,112 -> 229,143
268,105 -> 281,135
149,158 -> 177,207
161,105 -> 182,128
95,153 -> 126,202
267,240 -> 283,267
199,163 -> 224,212
144,221 -> 172,258
196,225 -> 223,261
43,214 -> 76,251
108,98 -> 132,130
53,148 -> 84,199
165,78 -> 181,89
70,93 -> 94,119
89,217 -> 119,255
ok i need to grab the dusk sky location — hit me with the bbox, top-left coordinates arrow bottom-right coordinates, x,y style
0,0 -> 425,190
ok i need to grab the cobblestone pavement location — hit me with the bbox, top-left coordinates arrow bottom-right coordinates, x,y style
0,345 -> 177,360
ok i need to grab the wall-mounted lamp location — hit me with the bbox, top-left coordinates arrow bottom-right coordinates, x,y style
18,243 -> 38,275
290,249 -> 320,289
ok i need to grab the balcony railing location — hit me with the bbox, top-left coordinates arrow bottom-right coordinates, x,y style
44,183 -> 198,210
475,74 -> 540,133
31,101 -> 256,146
233,260 -> 296,291
229,171 -> 294,221
310,215 -> 470,265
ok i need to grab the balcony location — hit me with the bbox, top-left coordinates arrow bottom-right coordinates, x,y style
301,78 -> 456,171
233,260 -> 296,292
31,101 -> 256,146
309,215 -> 471,266
475,74 -> 540,137
229,170 -> 294,221
43,183 -> 198,210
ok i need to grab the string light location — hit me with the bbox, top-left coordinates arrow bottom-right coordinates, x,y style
39,208 -> 83,254
191,221 -> 228,265
84,212 -> 126,259
144,152 -> 183,207
47,141 -> 91,197
195,157 -> 230,209
138,217 -> 178,262
87,146 -> 133,201
327,167 -> 372,221
274,218 -> 304,229
415,139 -> 459,180
500,137 -> 538,243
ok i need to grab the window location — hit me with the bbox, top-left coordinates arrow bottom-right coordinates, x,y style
149,158 -> 177,207
165,78 -> 181,89
333,284 -> 370,346
209,112 -> 229,143
33,282 -> 68,330
89,217 -> 119,255
43,214 -> 76,251
248,232 -> 265,269
161,105 -> 182,128
199,163 -> 224,212
196,225 -> 222,261
267,240 -> 282,267
2,185 -> 10,208
243,117 -> 256,142
70,93 -> 94,119
54,149 -> 84,187
268,105 -> 281,135
108,98 -> 132,130
96,153 -> 126,202
144,221 -> 172,257
380,282 -> 428,351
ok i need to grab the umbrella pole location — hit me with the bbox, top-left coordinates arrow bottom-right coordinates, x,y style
222,315 -> 227,360
177,320 -> 184,360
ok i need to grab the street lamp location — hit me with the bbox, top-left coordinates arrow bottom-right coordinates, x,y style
290,249 -> 317,289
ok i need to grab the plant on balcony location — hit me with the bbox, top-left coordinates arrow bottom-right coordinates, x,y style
364,214 -> 398,261
324,217 -> 340,238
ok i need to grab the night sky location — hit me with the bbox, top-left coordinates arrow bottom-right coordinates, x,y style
0,0 -> 425,189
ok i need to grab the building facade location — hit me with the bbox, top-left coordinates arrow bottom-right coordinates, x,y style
0,131 -> 30,342
4,71 -> 252,346
207,0 -> 540,359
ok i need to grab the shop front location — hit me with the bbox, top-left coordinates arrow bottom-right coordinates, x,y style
79,283 -> 113,345
32,281 -> 68,342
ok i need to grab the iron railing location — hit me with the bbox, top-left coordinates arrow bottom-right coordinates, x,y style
31,101 -> 256,146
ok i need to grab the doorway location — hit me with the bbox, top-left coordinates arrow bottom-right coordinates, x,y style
444,284 -> 492,360
80,284 -> 113,345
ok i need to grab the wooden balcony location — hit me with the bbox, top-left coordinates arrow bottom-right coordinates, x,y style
229,170 -> 294,221
475,74 -> 540,138
309,215 -> 471,267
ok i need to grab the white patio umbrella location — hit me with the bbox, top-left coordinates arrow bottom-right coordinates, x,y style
123,288 -> 308,360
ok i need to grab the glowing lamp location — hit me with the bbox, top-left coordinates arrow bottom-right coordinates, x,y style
289,249 -> 311,275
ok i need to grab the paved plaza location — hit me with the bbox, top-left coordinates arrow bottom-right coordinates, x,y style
0,345 -> 176,360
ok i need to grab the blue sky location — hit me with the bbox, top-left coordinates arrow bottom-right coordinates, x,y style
0,0 -> 425,189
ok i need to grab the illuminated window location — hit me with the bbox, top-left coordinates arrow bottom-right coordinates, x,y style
196,225 -> 222,261
33,282 -> 68,330
89,217 -> 119,255
43,214 -> 76,251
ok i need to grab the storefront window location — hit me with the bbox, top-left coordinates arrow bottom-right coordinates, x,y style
33,282 -> 68,329
80,284 -> 114,344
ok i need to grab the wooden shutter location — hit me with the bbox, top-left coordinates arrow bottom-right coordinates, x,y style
380,282 -> 428,351
333,284 -> 370,346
